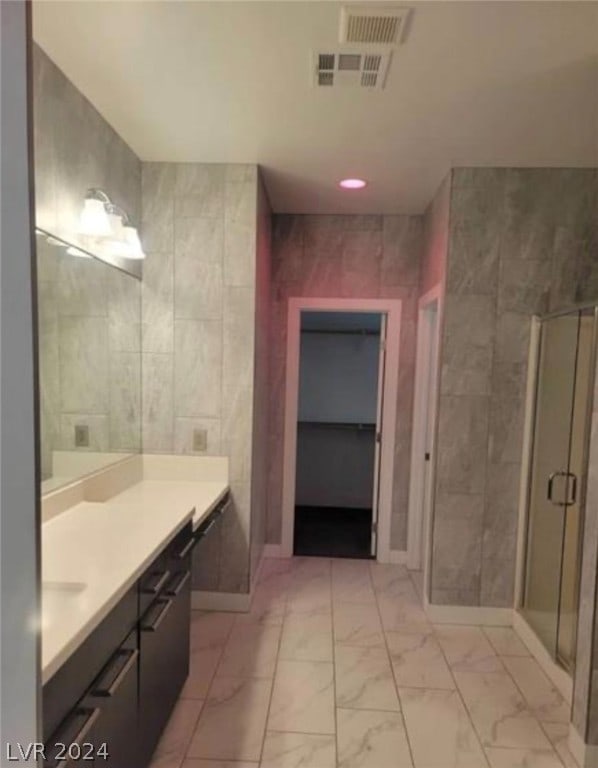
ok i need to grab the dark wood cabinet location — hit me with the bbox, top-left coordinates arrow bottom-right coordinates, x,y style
138,523 -> 192,765
43,587 -> 138,746
191,493 -> 231,592
86,631 -> 139,768
43,520 -> 194,768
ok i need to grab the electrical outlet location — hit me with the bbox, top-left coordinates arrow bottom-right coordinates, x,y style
74,424 -> 89,448
192,428 -> 207,452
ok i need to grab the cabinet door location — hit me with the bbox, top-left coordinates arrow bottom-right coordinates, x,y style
86,631 -> 139,768
191,512 -> 222,591
138,584 -> 190,766
43,588 -> 137,743
44,707 -> 101,768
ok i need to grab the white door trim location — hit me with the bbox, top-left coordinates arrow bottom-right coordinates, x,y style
407,285 -> 442,578
281,297 -> 402,562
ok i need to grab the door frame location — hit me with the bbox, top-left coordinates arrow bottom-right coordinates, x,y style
281,297 -> 402,562
407,285 -> 442,582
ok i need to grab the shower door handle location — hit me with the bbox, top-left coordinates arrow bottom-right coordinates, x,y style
567,472 -> 577,505
547,471 -> 577,506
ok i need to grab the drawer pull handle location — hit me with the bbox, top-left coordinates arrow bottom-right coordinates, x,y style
93,648 -> 139,698
177,537 -> 195,560
141,599 -> 173,632
47,707 -> 100,768
197,517 -> 216,540
143,569 -> 170,595
165,570 -> 191,596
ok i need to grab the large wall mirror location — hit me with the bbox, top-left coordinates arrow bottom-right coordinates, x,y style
33,42 -> 143,496
37,233 -> 141,494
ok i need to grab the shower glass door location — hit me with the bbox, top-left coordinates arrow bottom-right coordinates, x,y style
522,311 -> 583,666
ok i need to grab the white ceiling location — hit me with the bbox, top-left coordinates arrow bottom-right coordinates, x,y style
33,1 -> 598,214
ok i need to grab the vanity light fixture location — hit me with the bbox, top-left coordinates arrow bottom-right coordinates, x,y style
78,192 -> 111,237
78,188 -> 146,260
339,178 -> 367,190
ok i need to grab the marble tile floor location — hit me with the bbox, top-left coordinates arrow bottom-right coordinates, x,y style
150,557 -> 577,768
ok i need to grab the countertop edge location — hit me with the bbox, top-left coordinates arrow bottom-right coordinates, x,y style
192,486 -> 229,532
42,509 -> 194,685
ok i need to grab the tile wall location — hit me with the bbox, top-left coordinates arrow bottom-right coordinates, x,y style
141,162 -> 268,593
267,214 -> 423,551
430,168 -> 598,608
250,177 -> 272,584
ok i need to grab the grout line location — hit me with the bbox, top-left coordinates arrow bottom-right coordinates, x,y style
182,613 -> 236,758
329,559 -> 341,767
255,557 -> 290,765
431,623 -> 568,766
538,722 -> 571,768
393,583 -> 493,767
369,561 -> 417,768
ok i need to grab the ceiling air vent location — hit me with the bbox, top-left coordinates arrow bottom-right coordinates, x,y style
313,50 -> 391,90
340,5 -> 411,46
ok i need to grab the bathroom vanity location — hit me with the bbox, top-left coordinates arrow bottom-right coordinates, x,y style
40,456 -> 229,768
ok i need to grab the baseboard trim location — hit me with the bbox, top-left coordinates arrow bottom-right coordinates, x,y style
388,550 -> 408,565
423,598 -> 512,626
191,589 -> 251,612
512,611 -> 572,703
569,723 -> 598,768
263,543 -> 286,558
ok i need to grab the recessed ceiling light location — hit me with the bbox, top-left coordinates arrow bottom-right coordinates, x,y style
339,178 -> 367,190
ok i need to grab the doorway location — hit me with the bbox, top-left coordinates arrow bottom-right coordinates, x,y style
520,306 -> 597,671
407,288 -> 441,584
294,311 -> 384,558
281,298 -> 402,562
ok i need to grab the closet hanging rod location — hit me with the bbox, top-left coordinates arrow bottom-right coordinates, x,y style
298,420 -> 376,430
300,329 -> 380,336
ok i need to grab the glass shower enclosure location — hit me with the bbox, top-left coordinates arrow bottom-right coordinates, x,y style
521,305 -> 597,671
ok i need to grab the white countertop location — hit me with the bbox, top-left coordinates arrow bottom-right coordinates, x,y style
41,473 -> 229,684
107,479 -> 229,532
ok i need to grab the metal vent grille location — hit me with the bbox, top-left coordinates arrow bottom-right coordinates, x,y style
313,50 -> 391,89
340,6 -> 411,46
363,54 -> 382,72
361,72 -> 378,87
348,15 -> 399,44
318,53 -> 335,71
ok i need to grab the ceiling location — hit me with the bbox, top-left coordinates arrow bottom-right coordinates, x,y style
33,1 -> 598,214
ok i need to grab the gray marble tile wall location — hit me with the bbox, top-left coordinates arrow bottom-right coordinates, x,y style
141,162 -> 265,594
33,43 -> 143,479
267,214 -> 423,550
430,167 -> 598,608
250,177 -> 272,584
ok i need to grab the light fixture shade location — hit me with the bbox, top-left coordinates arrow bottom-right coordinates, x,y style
107,212 -> 126,242
123,225 -> 146,260
78,198 -> 111,237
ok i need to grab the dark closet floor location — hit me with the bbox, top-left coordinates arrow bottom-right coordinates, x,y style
293,506 -> 373,559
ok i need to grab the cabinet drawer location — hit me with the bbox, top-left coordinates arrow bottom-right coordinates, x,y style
44,706 -> 101,768
138,591 -> 189,766
139,522 -> 192,615
85,631 -> 139,768
43,587 -> 137,742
